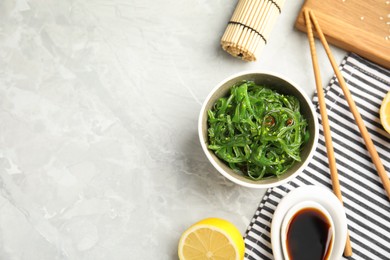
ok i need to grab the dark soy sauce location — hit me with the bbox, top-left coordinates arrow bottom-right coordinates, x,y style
286,208 -> 333,260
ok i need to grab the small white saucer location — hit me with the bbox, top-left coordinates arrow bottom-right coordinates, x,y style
271,185 -> 348,260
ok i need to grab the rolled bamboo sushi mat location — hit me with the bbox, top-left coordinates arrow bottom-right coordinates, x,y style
221,0 -> 286,61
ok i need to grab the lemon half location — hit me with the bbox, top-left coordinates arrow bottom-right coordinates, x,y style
380,91 -> 390,134
178,218 -> 245,260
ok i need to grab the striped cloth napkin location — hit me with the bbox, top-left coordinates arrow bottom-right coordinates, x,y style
244,53 -> 390,260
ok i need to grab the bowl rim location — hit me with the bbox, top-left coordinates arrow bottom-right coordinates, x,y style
198,70 -> 319,188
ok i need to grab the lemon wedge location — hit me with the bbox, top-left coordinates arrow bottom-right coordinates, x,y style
380,91 -> 390,134
178,218 -> 245,260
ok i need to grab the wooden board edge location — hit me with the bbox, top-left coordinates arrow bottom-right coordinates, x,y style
294,5 -> 390,69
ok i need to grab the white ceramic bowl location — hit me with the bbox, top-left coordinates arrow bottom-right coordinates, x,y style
280,201 -> 335,260
271,186 -> 348,260
198,71 -> 319,188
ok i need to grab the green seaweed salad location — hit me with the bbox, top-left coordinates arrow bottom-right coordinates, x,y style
207,81 -> 310,180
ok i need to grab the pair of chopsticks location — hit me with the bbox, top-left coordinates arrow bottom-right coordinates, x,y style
304,9 -> 390,258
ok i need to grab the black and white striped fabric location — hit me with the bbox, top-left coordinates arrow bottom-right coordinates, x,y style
244,53 -> 390,260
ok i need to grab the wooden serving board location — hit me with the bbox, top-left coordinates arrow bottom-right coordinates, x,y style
295,0 -> 390,68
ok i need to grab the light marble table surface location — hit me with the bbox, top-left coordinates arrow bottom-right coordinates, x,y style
0,0 -> 345,259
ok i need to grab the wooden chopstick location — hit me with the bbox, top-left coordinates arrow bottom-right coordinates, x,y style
307,10 -> 390,199
303,9 -> 353,257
